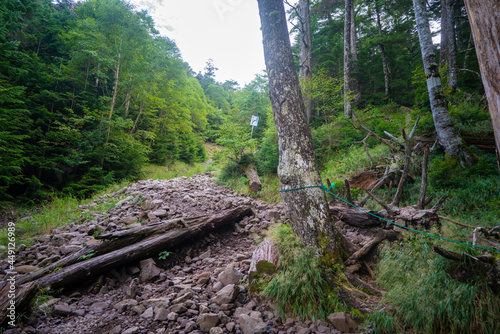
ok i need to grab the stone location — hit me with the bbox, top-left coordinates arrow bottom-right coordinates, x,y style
53,303 -> 72,316
167,312 -> 179,321
122,216 -> 138,225
11,265 -> 40,274
185,320 -> 197,332
172,290 -> 194,304
209,328 -> 224,334
194,272 -> 211,285
197,313 -> 219,332
90,301 -> 110,313
125,278 -> 140,298
114,299 -> 138,313
141,307 -> 154,319
170,304 -> 187,314
154,307 -> 169,321
214,284 -> 239,305
212,281 -> 224,292
217,267 -> 244,286
238,312 -> 267,334
122,327 -> 140,334
327,312 -> 357,333
139,258 -> 161,283
109,325 -> 122,334
226,322 -> 236,332
199,250 -> 211,259
144,297 -> 170,309
152,209 -> 167,217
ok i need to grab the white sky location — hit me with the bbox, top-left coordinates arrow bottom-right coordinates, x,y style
131,0 -> 268,87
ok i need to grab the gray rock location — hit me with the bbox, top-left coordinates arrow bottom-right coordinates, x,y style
170,304 -> 187,314
199,250 -> 211,259
114,299 -> 138,313
139,258 -> 161,283
185,320 -> 197,332
122,216 -> 138,225
327,312 -> 357,333
167,312 -> 179,321
122,327 -> 140,334
108,325 -> 122,334
154,307 -> 169,321
214,284 -> 239,305
197,313 -> 219,332
53,303 -> 72,316
238,311 -> 267,334
152,209 -> 167,217
209,328 -> 224,334
90,301 -> 110,313
141,307 -> 154,319
217,267 -> 244,286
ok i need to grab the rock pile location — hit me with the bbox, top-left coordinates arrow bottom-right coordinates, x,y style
1,174 -> 362,334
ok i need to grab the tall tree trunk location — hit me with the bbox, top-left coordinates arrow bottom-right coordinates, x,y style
257,0 -> 344,262
344,0 -> 353,117
350,3 -> 361,106
413,0 -> 472,164
463,0 -> 500,172
375,0 -> 390,97
299,0 -> 313,123
440,0 -> 458,92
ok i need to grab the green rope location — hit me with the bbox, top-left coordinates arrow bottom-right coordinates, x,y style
280,184 -> 500,253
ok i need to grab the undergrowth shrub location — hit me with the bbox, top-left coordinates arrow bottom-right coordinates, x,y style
373,237 -> 500,334
260,224 -> 344,321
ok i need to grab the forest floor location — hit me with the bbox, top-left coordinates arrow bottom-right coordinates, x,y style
1,173 -> 383,334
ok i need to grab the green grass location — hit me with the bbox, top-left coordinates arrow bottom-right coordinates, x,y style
141,161 -> 209,180
0,190 -> 125,247
259,223 -> 345,321
372,237 -> 500,334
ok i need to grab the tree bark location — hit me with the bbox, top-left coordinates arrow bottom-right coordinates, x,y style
299,0 -> 313,123
240,164 -> 262,192
463,0 -> 500,172
258,0 -> 344,262
375,0 -> 390,97
413,0 -> 472,164
350,3 -> 361,106
440,0 -> 458,92
344,0 -> 353,117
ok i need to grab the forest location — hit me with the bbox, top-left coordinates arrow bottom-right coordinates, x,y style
0,0 -> 499,333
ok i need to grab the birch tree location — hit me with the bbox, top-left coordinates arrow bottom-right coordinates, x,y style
412,0 -> 472,164
463,0 -> 500,171
344,0 -> 353,117
257,0 -> 344,261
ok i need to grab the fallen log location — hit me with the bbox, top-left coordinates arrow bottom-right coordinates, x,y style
0,281 -> 38,327
0,206 -> 253,325
240,164 -> 262,192
330,204 -> 381,228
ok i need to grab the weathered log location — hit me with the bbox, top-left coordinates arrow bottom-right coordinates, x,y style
241,164 -> 262,192
330,204 -> 381,228
345,230 -> 399,265
0,205 -> 253,321
432,246 -> 500,294
248,239 -> 280,292
0,281 -> 38,327
35,206 -> 252,290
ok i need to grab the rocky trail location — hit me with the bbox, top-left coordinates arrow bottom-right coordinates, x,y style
1,174 -> 382,334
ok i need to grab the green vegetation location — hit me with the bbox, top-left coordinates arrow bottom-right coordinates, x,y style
259,224 -> 345,321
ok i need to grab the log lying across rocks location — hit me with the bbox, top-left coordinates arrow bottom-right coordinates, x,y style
0,206 -> 253,326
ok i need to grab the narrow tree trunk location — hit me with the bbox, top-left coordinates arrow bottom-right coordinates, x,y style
299,0 -> 313,123
413,0 -> 472,164
440,0 -> 458,92
257,0 -> 344,262
375,0 -> 390,97
350,3 -> 361,106
344,0 -> 353,117
463,0 -> 500,172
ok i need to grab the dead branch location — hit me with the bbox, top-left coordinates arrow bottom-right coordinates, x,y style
430,195 -> 449,213
437,215 -> 476,229
417,146 -> 430,209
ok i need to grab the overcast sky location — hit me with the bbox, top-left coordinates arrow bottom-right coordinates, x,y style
130,0 -> 271,87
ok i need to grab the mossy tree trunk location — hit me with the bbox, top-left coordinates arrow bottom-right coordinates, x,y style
298,0 -> 312,123
257,0 -> 344,263
463,0 -> 500,172
413,0 -> 473,164
343,0 -> 353,117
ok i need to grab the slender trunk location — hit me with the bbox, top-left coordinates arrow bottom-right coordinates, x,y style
344,0 -> 353,117
375,0 -> 390,97
124,89 -> 131,117
130,102 -> 143,134
257,0 -> 344,261
105,48 -> 122,146
413,0 -> 472,163
350,3 -> 361,106
463,0 -> 500,171
440,0 -> 458,91
299,0 -> 313,123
